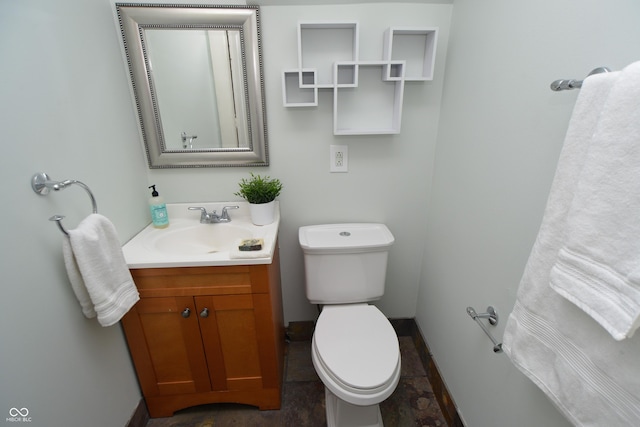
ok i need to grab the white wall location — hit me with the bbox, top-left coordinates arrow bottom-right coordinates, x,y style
0,1 -> 451,425
417,0 -> 640,426
0,1 -> 150,426
148,2 -> 454,323
12,1 -> 636,426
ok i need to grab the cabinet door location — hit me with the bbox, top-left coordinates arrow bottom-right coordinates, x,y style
195,295 -> 264,391
122,297 -> 211,396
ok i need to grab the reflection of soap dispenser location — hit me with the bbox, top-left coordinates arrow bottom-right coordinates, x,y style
148,185 -> 169,229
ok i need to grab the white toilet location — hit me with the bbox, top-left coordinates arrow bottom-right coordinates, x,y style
299,223 -> 400,427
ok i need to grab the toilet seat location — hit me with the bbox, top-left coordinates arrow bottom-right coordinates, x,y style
312,304 -> 401,405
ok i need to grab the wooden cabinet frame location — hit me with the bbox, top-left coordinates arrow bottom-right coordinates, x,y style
122,246 -> 284,418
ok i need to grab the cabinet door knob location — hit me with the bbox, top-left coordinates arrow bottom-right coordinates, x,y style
200,308 -> 209,318
181,308 -> 191,318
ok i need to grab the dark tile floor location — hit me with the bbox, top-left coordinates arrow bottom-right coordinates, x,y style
146,336 -> 447,426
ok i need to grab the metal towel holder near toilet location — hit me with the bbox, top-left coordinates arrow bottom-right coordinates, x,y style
464,67 -> 614,354
550,66 -> 611,91
466,306 -> 503,353
464,66 -> 614,355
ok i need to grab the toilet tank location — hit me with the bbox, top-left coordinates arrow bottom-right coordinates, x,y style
298,223 -> 395,304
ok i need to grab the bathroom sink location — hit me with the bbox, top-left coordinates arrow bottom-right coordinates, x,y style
122,202 -> 280,268
147,220 -> 254,255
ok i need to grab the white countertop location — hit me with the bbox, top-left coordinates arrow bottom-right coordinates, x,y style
122,202 -> 279,268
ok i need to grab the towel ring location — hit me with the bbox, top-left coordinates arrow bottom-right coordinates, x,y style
31,172 -> 98,236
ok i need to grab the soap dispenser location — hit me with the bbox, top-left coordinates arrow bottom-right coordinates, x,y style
148,185 -> 169,228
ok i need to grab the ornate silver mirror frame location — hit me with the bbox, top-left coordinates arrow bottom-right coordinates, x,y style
116,3 -> 268,168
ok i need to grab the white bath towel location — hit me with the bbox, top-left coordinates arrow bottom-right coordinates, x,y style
549,60 -> 640,340
62,214 -> 139,327
503,68 -> 640,426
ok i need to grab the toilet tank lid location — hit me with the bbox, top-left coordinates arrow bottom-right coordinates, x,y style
299,223 -> 394,253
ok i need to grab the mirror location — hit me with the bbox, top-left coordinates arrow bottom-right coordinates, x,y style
116,4 -> 269,168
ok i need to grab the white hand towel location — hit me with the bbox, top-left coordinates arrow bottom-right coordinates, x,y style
550,60 -> 640,340
63,238 -> 97,319
503,69 -> 640,426
62,214 -> 139,327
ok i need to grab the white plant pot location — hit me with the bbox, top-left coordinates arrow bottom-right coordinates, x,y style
248,200 -> 276,225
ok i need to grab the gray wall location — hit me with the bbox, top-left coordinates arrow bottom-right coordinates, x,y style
417,0 -> 640,426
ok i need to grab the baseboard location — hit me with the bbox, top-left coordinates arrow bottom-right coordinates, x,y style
408,321 -> 465,427
286,320 -> 315,341
287,318 -> 464,427
125,398 -> 149,427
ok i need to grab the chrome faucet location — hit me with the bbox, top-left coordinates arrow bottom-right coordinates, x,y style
188,206 -> 239,224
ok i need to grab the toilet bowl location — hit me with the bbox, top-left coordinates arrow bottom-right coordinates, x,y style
299,223 -> 398,426
312,304 -> 400,427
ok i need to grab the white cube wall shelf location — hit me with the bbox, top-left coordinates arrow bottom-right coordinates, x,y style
333,61 -> 405,135
283,23 -> 438,135
335,63 -> 357,87
282,69 -> 318,107
383,27 -> 439,81
298,22 -> 359,88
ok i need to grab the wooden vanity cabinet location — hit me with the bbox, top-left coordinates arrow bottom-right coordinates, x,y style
121,247 -> 284,418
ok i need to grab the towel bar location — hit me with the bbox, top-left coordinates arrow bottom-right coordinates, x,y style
550,67 -> 611,91
467,306 -> 503,353
31,172 -> 98,236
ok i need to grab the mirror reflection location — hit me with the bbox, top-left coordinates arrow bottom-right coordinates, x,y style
116,4 -> 268,168
145,28 -> 248,150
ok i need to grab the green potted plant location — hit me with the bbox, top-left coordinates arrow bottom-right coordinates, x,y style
235,173 -> 283,225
